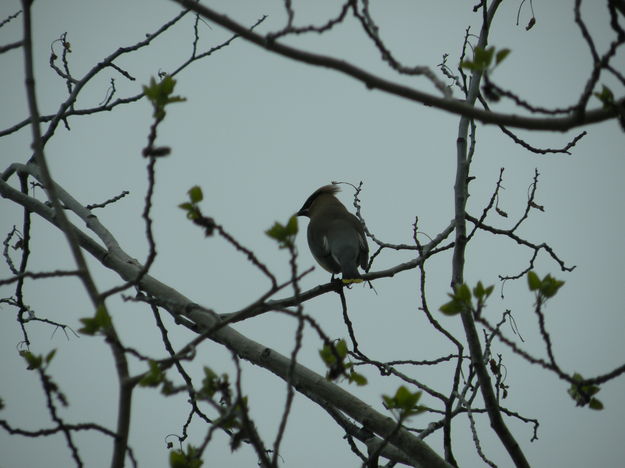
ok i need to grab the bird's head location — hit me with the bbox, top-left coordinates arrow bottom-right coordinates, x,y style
296,184 -> 341,218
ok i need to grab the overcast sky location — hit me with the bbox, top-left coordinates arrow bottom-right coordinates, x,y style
1,1 -> 624,467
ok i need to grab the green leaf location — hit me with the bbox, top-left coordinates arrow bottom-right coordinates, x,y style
439,300 -> 461,316
475,46 -> 495,68
199,366 -> 219,398
139,360 -> 165,388
589,398 -> 604,410
495,48 -> 511,65
143,77 -> 158,100
161,380 -> 175,396
78,316 -> 98,335
285,215 -> 298,236
179,186 -> 207,223
382,394 -> 394,408
460,60 -> 481,71
461,46 -> 509,71
162,75 -> 175,95
79,304 -> 112,335
348,370 -> 368,386
529,271 -> 565,298
169,450 -> 186,468
593,85 -> 615,109
540,274 -> 565,298
143,75 -> 186,119
473,281 -> 495,307
45,349 -> 57,364
567,373 -> 603,410
169,446 -> 203,468
456,283 -> 471,302
335,339 -> 348,359
319,343 -> 335,366
265,222 -> 286,242
395,386 -> 414,407
230,427 -> 249,451
20,350 -> 43,370
383,385 -> 424,418
473,281 -> 485,299
319,340 -> 347,366
188,186 -> 203,204
265,217 -> 298,249
440,282 -> 478,315
527,271 -> 541,291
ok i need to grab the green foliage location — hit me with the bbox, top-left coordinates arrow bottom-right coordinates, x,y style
78,304 -> 112,335
143,76 -> 186,120
527,271 -> 565,299
495,48 -> 511,66
473,281 -> 495,306
179,186 -> 216,236
18,350 -> 68,407
199,366 -> 220,399
440,283 -> 466,315
348,369 -> 368,386
439,281 -> 494,316
45,349 -> 57,364
594,85 -> 615,109
179,186 -> 203,221
187,185 -> 203,204
461,46 -> 511,72
194,367 -> 252,450
265,215 -> 298,249
139,360 -> 166,388
319,339 -> 348,365
383,385 -> 425,419
568,373 -> 604,410
20,350 -> 43,370
198,367 -> 233,403
319,339 -> 367,386
230,422 -> 251,452
169,445 -> 203,468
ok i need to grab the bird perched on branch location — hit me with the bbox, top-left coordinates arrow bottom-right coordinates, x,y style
297,184 -> 369,284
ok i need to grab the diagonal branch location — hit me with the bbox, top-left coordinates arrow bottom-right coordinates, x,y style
170,0 -> 622,131
0,171 -> 453,468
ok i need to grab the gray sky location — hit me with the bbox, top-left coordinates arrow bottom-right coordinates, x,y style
1,0 -> 624,467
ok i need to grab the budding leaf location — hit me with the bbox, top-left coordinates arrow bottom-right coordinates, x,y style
593,85 -> 614,109
383,385 -> 425,418
348,370 -> 368,386
20,350 -> 43,370
265,216 -> 298,249
79,304 -> 112,335
527,271 -> 541,291
188,186 -> 203,204
495,48 -> 511,65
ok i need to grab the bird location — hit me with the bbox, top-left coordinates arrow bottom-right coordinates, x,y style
297,184 -> 369,284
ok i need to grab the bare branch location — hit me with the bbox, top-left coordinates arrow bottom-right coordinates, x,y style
170,0 -> 622,132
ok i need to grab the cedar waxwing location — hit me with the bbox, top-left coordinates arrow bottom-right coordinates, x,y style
297,184 -> 369,283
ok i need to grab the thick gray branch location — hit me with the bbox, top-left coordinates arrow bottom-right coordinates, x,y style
0,167 -> 453,468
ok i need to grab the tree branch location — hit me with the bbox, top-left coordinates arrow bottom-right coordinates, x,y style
0,169 -> 453,468
170,0 -> 622,132
451,1 -> 530,466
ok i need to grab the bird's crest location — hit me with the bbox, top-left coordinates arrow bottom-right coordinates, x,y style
298,184 -> 340,215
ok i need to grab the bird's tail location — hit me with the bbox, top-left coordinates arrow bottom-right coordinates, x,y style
339,261 -> 363,284
342,277 -> 364,284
